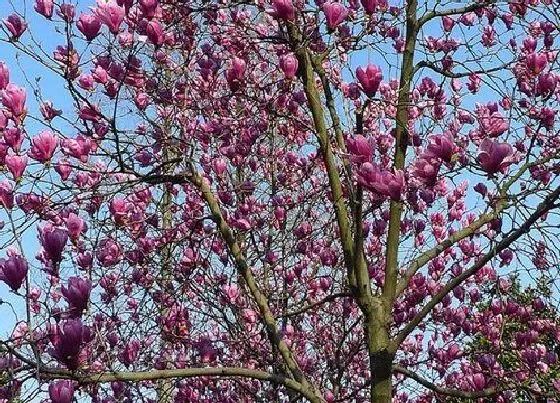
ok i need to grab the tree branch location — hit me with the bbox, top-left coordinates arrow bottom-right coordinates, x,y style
286,25 -> 360,294
391,186 -> 560,349
414,60 -> 511,79
40,366 -> 307,395
392,365 -> 500,398
417,1 -> 496,27
280,292 -> 351,318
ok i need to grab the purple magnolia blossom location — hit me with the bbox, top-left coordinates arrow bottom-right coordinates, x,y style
0,62 -> 9,90
3,14 -> 27,39
356,63 -> 383,97
346,135 -> 373,163
279,53 -> 298,79
48,380 -> 74,403
49,318 -> 90,369
34,0 -> 54,19
424,134 -> 454,162
412,158 -> 440,186
40,226 -> 69,264
323,2 -> 348,31
477,139 -> 514,174
0,255 -> 28,291
77,13 -> 102,41
357,163 -> 405,201
61,277 -> 92,313
269,0 -> 296,21
94,0 -> 125,35
2,83 -> 26,122
28,130 -> 58,163
479,112 -> 509,137
95,238 -> 122,266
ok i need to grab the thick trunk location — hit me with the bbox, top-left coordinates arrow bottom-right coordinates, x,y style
370,350 -> 393,403
364,301 -> 393,403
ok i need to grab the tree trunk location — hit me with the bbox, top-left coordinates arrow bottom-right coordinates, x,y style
365,301 -> 393,403
370,350 -> 393,403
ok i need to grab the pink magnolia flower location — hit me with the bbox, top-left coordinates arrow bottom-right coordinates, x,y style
5,154 -> 27,181
2,83 -> 26,123
61,276 -> 91,312
471,373 -> 486,390
77,13 -> 102,41
94,0 -> 125,35
226,57 -> 246,90
459,12 -> 475,26
466,74 -> 481,93
477,139 -> 514,174
139,0 -> 159,18
479,112 -> 509,137
34,0 -> 54,19
412,158 -> 440,186
40,225 -> 68,264
134,91 -> 148,110
323,2 -> 348,31
424,134 -> 454,162
55,159 -> 72,180
48,380 -> 74,403
212,158 -> 227,176
78,103 -> 101,122
0,180 -> 14,210
442,16 -> 454,32
0,141 -> 7,165
346,134 -> 373,163
279,53 -> 298,79
58,4 -> 76,22
360,0 -> 377,15
356,63 -> 383,97
539,107 -> 555,130
3,14 -> 27,39
537,72 -> 557,96
223,284 -> 240,304
526,52 -> 548,76
62,136 -> 94,162
269,0 -> 296,21
65,213 -> 84,240
28,130 -> 58,163
0,61 -> 9,90
0,254 -> 28,291
357,163 -> 405,200
96,238 -> 122,266
4,127 -> 24,152
78,74 -> 95,90
145,20 -> 164,46
39,101 -> 62,121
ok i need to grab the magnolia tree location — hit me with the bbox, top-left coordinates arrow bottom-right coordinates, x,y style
0,0 -> 559,402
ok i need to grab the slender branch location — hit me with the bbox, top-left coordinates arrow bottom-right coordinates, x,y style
391,186 -> 560,349
314,62 -> 355,206
414,60 -> 512,79
280,292 -> 350,318
392,365 -> 500,398
417,1 -> 496,27
39,366 -> 307,394
395,210 -> 502,298
382,0 -> 418,314
286,25 -> 358,292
